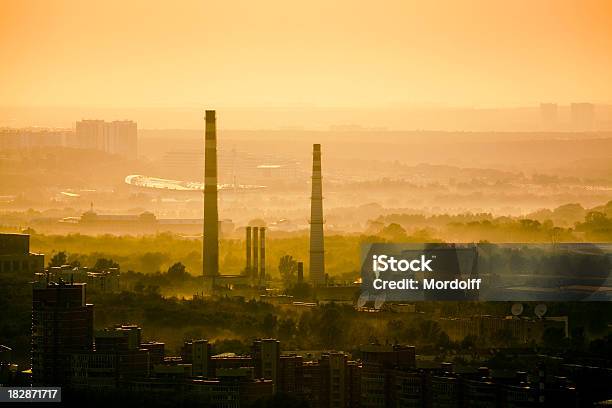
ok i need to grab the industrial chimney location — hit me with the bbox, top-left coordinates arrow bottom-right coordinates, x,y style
259,227 -> 266,285
309,144 -> 325,285
245,226 -> 252,276
203,110 -> 219,277
252,226 -> 259,283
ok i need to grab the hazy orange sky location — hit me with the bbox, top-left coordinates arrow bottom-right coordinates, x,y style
1,0 -> 611,109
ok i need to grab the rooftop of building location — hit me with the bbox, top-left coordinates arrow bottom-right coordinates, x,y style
41,280 -> 86,288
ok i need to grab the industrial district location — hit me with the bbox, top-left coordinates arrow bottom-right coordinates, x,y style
1,110 -> 612,407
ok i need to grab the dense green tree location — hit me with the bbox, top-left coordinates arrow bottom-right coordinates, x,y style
48,251 -> 67,267
261,313 -> 278,337
139,252 -> 169,273
167,262 -> 188,280
419,319 -> 442,344
317,304 -> 344,348
94,258 -> 120,270
277,318 -> 297,341
278,255 -> 298,286
379,223 -> 407,242
576,211 -> 612,240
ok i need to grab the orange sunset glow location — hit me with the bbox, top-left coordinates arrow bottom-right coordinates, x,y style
2,1 -> 612,406
1,0 -> 612,111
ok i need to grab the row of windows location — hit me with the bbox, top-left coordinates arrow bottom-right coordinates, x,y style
0,259 -> 30,272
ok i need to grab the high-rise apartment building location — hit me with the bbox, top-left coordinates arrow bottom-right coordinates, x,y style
0,233 -> 44,274
571,103 -> 595,131
540,103 -> 558,129
75,120 -> 137,159
32,282 -> 94,386
252,339 -> 280,391
193,339 -> 212,377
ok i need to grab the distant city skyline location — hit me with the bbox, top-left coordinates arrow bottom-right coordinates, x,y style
3,103 -> 612,130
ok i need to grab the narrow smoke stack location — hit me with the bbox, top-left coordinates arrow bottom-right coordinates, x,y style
245,226 -> 252,276
203,110 -> 219,277
252,226 -> 259,282
297,262 -> 304,283
309,144 -> 325,285
259,227 -> 266,284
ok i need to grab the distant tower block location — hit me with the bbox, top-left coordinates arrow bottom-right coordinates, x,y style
245,226 -> 252,276
203,110 -> 219,277
252,226 -> 259,282
309,144 -> 325,285
540,103 -> 558,129
571,102 -> 595,131
259,227 -> 266,284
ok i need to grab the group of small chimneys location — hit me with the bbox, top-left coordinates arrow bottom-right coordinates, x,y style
245,226 -> 266,285
245,226 -> 305,285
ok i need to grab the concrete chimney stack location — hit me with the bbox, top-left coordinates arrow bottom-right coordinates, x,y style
252,226 -> 259,282
245,226 -> 252,276
203,110 -> 219,277
259,227 -> 266,284
309,144 -> 325,285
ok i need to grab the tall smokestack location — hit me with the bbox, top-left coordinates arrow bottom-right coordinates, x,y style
252,226 -> 259,283
259,227 -> 266,285
309,144 -> 325,285
203,110 -> 219,277
245,226 -> 252,276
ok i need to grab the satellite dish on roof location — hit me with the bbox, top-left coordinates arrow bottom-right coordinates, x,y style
357,292 -> 369,308
535,304 -> 547,318
374,294 -> 386,310
511,303 -> 524,316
